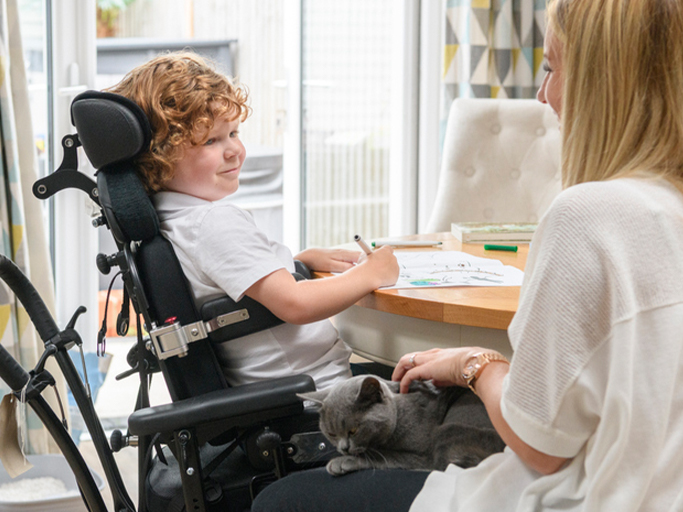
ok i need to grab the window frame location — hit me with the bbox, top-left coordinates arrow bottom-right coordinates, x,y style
282,0 -> 438,251
51,0 -> 99,347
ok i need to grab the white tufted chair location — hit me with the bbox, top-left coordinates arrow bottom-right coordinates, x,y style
425,98 -> 562,233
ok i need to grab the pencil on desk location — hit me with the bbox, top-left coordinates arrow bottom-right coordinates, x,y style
372,240 -> 443,248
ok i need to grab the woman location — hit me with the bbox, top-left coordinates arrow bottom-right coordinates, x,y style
253,0 -> 683,510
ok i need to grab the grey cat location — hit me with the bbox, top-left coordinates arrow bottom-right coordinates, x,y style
300,375 -> 506,476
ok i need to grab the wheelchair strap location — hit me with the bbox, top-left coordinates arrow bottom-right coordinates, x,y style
97,271 -> 122,357
149,308 -> 250,360
116,286 -> 131,337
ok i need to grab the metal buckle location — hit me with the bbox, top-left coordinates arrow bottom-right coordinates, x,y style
149,309 -> 250,360
149,320 -> 208,360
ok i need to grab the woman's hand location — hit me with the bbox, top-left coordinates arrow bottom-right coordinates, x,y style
393,347 -> 570,474
295,248 -> 362,273
392,347 -> 483,393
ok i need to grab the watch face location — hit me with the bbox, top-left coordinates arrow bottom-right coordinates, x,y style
462,355 -> 482,380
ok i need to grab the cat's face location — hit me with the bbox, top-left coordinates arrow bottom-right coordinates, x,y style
315,376 -> 398,455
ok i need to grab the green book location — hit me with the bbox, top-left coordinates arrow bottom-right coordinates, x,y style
451,221 -> 537,243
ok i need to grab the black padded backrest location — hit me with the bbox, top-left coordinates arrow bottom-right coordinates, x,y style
100,173 -> 228,400
137,236 -> 227,400
96,165 -> 159,244
73,91 -> 228,400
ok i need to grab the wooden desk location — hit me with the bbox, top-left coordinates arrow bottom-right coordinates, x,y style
324,233 -> 528,365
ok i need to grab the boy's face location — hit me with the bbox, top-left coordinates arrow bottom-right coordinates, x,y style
165,115 -> 246,201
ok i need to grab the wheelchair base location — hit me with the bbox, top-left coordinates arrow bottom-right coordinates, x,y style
147,423 -> 335,512
147,443 -> 257,512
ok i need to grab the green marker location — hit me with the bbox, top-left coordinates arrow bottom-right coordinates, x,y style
484,244 -> 518,252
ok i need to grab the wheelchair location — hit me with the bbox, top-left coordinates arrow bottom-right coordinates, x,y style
0,90 -> 338,512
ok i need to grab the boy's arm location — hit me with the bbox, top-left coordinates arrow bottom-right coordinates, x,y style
295,247 -> 362,273
244,245 -> 399,324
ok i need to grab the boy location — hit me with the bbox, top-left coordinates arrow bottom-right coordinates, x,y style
107,52 -> 399,389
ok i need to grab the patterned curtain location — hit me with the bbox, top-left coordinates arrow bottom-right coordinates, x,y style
0,0 -> 63,454
441,0 -> 547,134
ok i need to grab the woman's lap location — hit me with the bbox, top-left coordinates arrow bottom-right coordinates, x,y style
251,467 -> 429,512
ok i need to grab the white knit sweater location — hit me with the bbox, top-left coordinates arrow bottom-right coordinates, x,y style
411,177 -> 683,512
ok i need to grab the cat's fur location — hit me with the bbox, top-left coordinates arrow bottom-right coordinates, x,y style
300,375 -> 506,476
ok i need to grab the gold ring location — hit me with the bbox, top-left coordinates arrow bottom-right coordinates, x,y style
408,354 -> 416,366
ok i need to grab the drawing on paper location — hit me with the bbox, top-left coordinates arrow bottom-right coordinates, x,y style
387,251 -> 523,289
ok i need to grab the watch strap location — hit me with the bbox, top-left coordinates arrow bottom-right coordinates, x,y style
464,352 -> 509,393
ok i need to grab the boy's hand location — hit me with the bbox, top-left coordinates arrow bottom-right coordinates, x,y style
357,245 -> 399,288
296,248 -> 361,273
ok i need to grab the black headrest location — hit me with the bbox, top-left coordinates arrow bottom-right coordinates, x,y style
71,91 -> 152,170
71,91 -> 158,242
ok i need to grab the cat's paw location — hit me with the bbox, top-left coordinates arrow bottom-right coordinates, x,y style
326,455 -> 368,476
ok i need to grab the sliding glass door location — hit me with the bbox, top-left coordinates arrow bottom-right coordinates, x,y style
285,0 -> 420,250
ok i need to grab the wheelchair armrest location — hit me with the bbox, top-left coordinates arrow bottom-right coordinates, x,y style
200,262 -> 310,343
293,260 -> 312,280
127,374 -> 315,437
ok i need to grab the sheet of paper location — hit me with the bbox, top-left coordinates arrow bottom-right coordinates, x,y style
383,251 -> 524,289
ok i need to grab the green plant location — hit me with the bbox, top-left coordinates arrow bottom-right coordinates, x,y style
97,0 -> 136,37
97,0 -> 136,10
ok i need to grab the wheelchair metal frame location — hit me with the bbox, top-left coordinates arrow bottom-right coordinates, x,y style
0,254 -> 133,512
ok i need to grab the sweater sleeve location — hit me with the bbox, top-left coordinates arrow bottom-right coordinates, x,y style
503,177 -> 683,461
501,183 -> 616,457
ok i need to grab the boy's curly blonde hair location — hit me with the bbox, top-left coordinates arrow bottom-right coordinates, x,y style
106,51 -> 251,193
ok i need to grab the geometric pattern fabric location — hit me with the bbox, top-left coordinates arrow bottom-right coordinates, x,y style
441,0 -> 547,134
0,0 -> 60,454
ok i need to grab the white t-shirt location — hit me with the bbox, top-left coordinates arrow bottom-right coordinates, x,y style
153,191 -> 352,390
411,177 -> 683,512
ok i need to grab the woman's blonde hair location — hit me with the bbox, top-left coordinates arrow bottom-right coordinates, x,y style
106,51 -> 251,193
547,0 -> 683,188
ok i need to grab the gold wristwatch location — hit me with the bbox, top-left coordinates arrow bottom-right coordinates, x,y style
462,352 -> 510,393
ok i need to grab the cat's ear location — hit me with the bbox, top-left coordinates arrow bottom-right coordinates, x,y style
356,376 -> 384,407
298,389 -> 330,407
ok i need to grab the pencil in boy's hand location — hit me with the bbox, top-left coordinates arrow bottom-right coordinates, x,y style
354,235 -> 373,255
